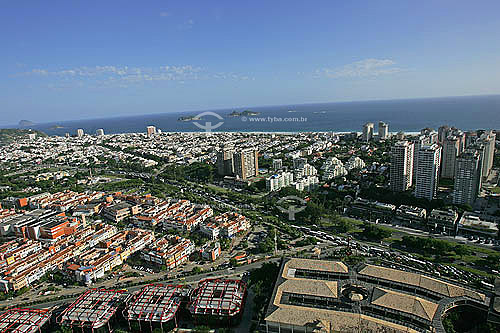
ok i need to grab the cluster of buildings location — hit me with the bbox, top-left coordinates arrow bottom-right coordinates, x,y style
264,257 -> 493,333
96,193 -> 251,268
0,187 -> 252,293
74,128 -> 103,137
103,193 -> 251,240
349,197 -> 500,237
217,145 -> 259,180
266,157 -> 319,192
390,126 -> 497,204
362,121 -> 389,141
141,235 -> 195,269
0,215 -> 154,292
66,227 -> 154,284
0,131 -> 158,169
116,195 -> 214,232
100,194 -> 250,268
199,212 -> 251,239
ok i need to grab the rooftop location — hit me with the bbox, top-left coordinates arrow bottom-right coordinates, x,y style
459,213 -> 498,233
265,258 -> 488,333
126,284 -> 187,323
371,287 -> 438,321
189,279 -> 246,317
0,308 -> 51,333
429,209 -> 458,221
358,264 -> 485,301
59,289 -> 129,329
282,258 -> 348,278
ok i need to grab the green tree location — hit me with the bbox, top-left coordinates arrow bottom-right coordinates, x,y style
454,244 -> 470,259
361,223 -> 392,242
192,266 -> 203,274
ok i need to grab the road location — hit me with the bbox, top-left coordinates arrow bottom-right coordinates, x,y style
6,258 -> 280,310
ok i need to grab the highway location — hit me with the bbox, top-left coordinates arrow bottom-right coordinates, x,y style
20,258 -> 280,310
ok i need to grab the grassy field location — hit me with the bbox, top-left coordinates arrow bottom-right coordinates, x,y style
449,263 -> 494,278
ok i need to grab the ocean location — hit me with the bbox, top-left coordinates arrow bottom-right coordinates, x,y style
14,95 -> 500,135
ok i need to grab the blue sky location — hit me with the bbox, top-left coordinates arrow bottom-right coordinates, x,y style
1,0 -> 500,125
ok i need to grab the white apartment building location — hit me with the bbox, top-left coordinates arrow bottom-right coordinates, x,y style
415,144 -> 442,201
378,121 -> 389,140
295,176 -> 319,192
266,172 -> 294,192
362,122 -> 374,141
345,156 -> 366,171
390,141 -> 414,192
322,157 -> 347,180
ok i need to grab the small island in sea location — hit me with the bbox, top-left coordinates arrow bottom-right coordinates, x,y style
50,125 -> 65,130
18,120 -> 36,127
229,110 -> 260,117
178,115 -> 201,121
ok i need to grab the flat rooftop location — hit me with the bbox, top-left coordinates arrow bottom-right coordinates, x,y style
0,308 -> 51,333
127,284 -> 187,323
59,289 -> 129,329
459,214 -> 498,233
429,209 -> 457,221
189,279 -> 246,317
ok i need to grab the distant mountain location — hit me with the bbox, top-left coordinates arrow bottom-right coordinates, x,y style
0,128 -> 47,144
19,120 -> 36,127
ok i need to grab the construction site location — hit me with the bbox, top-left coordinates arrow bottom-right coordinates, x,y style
0,277 -> 248,333
188,278 -> 247,326
0,308 -> 52,333
58,288 -> 130,333
124,284 -> 191,332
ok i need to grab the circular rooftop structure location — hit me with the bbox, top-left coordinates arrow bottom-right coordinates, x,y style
341,284 -> 368,302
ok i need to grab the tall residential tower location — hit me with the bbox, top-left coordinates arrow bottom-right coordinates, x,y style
378,121 -> 389,140
390,141 -> 414,192
415,144 -> 442,201
233,149 -> 259,180
362,122 -> 374,142
453,150 -> 482,205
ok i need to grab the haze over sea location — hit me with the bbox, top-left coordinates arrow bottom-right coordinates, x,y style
13,95 -> 500,136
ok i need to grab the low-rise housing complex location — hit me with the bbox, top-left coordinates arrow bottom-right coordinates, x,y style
141,235 -> 195,269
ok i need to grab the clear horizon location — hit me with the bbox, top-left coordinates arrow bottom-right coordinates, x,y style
4,93 -> 499,128
2,1 -> 500,126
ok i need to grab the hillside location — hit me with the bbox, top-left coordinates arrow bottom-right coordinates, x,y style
0,128 -> 48,144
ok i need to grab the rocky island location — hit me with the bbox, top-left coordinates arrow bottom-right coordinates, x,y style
178,115 -> 201,121
228,110 -> 260,117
